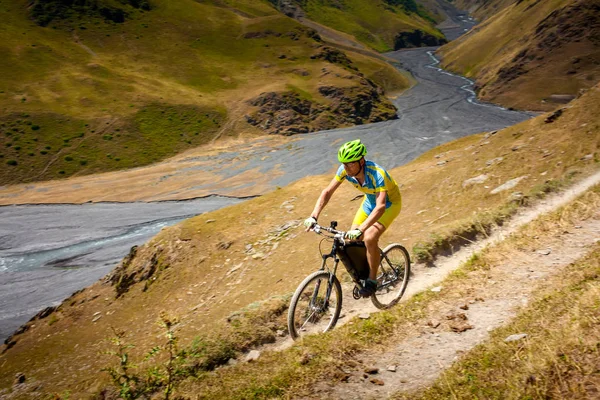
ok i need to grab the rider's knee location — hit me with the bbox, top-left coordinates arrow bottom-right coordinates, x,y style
363,230 -> 379,247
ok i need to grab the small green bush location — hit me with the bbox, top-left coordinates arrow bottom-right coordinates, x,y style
31,125 -> 40,130
7,160 -> 17,166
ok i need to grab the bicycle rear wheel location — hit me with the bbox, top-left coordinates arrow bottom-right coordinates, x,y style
371,243 -> 410,309
288,270 -> 342,340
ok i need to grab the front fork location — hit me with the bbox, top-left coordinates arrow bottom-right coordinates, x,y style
312,255 -> 339,310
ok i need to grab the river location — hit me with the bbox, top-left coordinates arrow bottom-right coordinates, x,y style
0,5 -> 533,341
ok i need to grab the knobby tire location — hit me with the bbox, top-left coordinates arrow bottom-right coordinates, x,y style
288,270 -> 343,340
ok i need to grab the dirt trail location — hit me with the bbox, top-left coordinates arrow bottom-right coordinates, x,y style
264,170 -> 600,398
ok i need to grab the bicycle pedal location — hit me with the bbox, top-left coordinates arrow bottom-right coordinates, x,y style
352,286 -> 361,300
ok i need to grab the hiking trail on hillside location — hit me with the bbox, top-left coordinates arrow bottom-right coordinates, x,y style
257,170 -> 600,398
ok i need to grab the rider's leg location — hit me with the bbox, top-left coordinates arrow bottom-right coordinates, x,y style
363,223 -> 386,280
352,201 -> 401,281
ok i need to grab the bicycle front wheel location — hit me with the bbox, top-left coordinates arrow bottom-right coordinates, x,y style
371,243 -> 410,310
288,270 -> 342,340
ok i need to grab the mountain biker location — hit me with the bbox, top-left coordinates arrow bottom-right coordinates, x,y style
304,139 -> 402,297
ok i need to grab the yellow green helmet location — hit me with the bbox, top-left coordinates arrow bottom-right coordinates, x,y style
337,139 -> 367,163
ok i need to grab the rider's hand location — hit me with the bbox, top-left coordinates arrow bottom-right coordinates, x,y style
304,217 -> 317,231
345,228 -> 363,240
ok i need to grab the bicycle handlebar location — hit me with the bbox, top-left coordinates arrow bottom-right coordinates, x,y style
311,223 -> 345,239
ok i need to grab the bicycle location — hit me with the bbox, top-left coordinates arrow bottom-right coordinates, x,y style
287,221 -> 411,340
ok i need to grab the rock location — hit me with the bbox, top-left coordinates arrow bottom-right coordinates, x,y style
387,365 -> 397,372
35,306 -> 56,320
544,108 -> 563,123
227,358 -> 238,366
485,157 -> 503,166
13,373 -> 25,386
490,176 -> 528,194
536,248 -> 552,255
437,160 -> 447,166
245,350 -> 261,362
446,311 -> 467,321
92,314 -> 102,322
245,80 -> 397,135
511,192 -> 524,201
581,154 -> 593,161
205,219 -> 216,223
226,264 -> 243,276
333,371 -> 351,382
252,253 -> 265,260
359,313 -> 371,319
276,329 -> 285,337
504,333 -> 528,342
299,352 -> 313,365
427,320 -> 441,328
431,286 -> 442,292
459,304 -> 469,310
462,174 -> 488,188
364,367 -> 379,374
370,378 -> 385,386
217,241 -> 233,250
449,320 -> 473,333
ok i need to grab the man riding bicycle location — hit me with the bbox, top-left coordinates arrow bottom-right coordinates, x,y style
304,139 -> 402,297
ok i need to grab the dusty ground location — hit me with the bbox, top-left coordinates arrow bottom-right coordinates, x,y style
263,171 -> 600,399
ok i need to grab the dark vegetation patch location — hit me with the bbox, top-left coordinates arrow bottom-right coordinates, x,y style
0,104 -> 224,185
30,0 -> 151,26
383,0 -> 436,23
394,29 -> 447,50
310,46 -> 357,71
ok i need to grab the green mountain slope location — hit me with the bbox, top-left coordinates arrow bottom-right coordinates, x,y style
290,0 -> 446,52
438,0 -> 600,111
0,0 -> 424,185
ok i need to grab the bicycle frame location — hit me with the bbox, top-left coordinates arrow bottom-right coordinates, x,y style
289,221 -> 411,338
313,221 -> 397,293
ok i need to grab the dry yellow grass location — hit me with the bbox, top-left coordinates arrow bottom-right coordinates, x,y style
0,85 -> 598,396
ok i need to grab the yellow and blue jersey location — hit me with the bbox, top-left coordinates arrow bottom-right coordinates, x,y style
335,160 -> 401,213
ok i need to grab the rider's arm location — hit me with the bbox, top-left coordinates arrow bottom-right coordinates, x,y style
357,190 -> 387,232
309,177 -> 342,220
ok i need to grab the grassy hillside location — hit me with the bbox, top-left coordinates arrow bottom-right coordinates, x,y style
1,82 -> 598,397
438,0 -> 600,111
295,0 -> 446,52
0,0 -> 415,185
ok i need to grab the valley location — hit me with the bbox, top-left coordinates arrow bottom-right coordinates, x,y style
0,0 -> 598,398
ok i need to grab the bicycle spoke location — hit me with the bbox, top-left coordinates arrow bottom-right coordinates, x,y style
371,244 -> 411,310
288,271 -> 343,339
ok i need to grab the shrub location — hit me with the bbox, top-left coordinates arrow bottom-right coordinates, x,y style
64,156 -> 73,161
6,160 -> 17,166
31,125 -> 40,130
